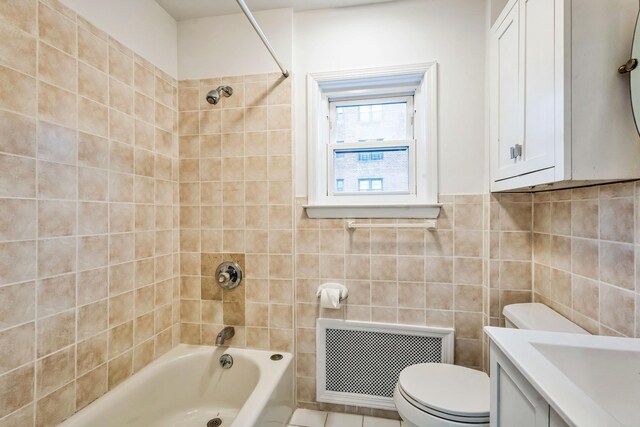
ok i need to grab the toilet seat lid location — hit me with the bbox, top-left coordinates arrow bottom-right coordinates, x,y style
398,363 -> 490,418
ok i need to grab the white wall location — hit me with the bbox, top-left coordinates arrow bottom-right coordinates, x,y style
293,0 -> 488,195
61,0 -> 178,77
177,9 -> 293,80
484,0 -> 493,194
175,0 -> 488,195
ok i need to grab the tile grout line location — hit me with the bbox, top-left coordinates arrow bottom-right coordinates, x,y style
33,2 -> 41,425
72,4 -> 80,413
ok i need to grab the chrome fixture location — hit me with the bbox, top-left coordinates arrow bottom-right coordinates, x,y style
207,418 -> 222,427
215,326 -> 235,345
206,85 -> 233,105
219,354 -> 233,369
235,0 -> 289,78
215,261 -> 243,290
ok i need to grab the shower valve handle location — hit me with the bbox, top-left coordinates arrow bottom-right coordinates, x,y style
215,261 -> 243,290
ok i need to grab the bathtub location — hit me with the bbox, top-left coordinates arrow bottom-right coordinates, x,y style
59,344 -> 294,427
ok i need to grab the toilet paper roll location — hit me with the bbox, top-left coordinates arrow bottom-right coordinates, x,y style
320,288 -> 341,309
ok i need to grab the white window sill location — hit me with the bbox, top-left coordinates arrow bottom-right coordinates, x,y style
304,204 -> 442,219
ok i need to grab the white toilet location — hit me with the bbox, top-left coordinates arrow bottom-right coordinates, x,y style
393,303 -> 589,427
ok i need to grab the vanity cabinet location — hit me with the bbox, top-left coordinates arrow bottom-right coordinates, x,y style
490,343 -> 570,427
490,0 -> 640,192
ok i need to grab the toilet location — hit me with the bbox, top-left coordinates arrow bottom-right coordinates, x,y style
393,303 -> 589,426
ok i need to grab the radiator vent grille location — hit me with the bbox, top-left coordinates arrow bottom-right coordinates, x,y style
325,328 -> 442,398
317,320 -> 454,410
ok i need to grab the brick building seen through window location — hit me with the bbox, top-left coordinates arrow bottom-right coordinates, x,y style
333,101 -> 410,193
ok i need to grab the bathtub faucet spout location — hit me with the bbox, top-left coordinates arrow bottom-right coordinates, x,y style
215,326 -> 235,345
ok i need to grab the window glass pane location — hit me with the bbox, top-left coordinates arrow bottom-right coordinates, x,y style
372,105 -> 383,122
335,100 -> 408,143
359,105 -> 371,122
333,147 -> 409,193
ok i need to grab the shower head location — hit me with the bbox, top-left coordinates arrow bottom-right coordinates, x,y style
206,85 -> 234,105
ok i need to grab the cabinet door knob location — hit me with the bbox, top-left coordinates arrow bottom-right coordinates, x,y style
510,146 -> 516,159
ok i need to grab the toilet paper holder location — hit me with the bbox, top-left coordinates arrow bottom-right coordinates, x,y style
316,282 -> 349,301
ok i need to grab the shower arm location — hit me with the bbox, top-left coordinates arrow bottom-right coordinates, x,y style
235,0 -> 290,78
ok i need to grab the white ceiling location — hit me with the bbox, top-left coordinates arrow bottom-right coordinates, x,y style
155,0 -> 398,21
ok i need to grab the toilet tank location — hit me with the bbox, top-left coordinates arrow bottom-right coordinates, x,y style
503,303 -> 590,334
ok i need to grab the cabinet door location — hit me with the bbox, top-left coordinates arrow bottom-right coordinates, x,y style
521,0 -> 556,173
491,344 -> 550,427
491,1 -> 524,181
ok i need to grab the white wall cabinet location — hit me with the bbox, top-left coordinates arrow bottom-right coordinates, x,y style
493,2 -> 522,181
490,343 -> 571,427
490,0 -> 640,192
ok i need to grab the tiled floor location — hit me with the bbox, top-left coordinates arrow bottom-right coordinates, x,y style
288,409 -> 404,427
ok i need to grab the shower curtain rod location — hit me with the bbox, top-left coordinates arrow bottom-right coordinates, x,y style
235,0 -> 290,78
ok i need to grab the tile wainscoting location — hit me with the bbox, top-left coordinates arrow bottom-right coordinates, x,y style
0,0 -> 180,425
294,195 -> 493,415
532,182 -> 640,338
177,73 -> 295,352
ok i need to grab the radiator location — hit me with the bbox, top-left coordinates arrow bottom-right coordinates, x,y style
316,319 -> 454,410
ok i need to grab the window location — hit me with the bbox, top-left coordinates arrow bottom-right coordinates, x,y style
329,96 -> 414,198
305,64 -> 440,219
358,178 -> 383,192
358,152 -> 384,162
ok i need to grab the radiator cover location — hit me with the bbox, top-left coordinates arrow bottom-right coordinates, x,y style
316,319 -> 454,410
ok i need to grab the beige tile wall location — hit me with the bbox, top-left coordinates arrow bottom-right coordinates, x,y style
482,193 -> 534,371
294,195 -> 494,415
533,182 -> 639,337
177,73 -> 294,352
487,193 -> 535,326
0,1 -> 180,425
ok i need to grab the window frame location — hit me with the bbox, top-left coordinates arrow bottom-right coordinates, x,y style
305,63 -> 440,219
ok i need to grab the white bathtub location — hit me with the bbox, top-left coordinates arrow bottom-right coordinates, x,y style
60,344 -> 294,427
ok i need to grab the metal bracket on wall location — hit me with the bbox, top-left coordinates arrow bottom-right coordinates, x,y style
619,58 -> 638,74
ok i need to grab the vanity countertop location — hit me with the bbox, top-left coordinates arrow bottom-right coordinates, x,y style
484,326 -> 640,427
